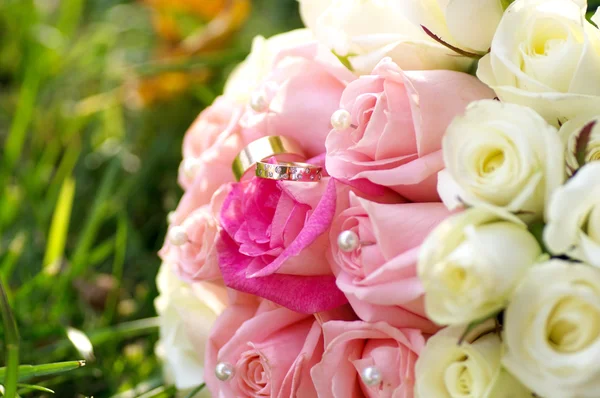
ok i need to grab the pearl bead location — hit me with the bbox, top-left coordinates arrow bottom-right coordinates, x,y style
167,211 -> 176,224
169,226 -> 188,246
215,362 -> 234,381
337,230 -> 360,253
361,366 -> 382,387
182,158 -> 201,178
331,109 -> 352,130
250,91 -> 269,112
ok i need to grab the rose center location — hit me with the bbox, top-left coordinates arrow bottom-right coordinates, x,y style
440,264 -> 468,294
478,150 -> 505,176
237,350 -> 271,397
546,296 -> 600,353
529,19 -> 568,56
444,355 -> 475,398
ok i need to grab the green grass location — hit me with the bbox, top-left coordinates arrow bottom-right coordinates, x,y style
0,0 -> 301,396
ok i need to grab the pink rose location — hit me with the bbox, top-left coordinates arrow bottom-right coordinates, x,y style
216,162 -> 350,313
242,42 -> 356,158
329,194 -> 450,334
325,58 -> 495,202
174,125 -> 266,223
178,96 -> 245,191
311,321 -> 425,398
205,298 -> 323,398
159,187 -> 230,282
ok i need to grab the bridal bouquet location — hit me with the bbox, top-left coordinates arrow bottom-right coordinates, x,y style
154,0 -> 600,397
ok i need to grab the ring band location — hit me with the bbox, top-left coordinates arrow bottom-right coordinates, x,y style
232,136 -> 305,181
255,161 -> 323,182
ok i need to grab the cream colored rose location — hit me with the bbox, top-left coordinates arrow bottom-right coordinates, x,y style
223,29 -> 314,102
503,260 -> 600,398
439,100 -> 565,220
477,0 -> 600,125
544,162 -> 600,267
155,263 -> 227,394
415,321 -> 530,398
297,0 -> 473,75
418,208 -> 542,325
558,114 -> 600,175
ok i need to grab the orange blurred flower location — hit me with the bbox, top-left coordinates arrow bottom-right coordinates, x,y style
131,0 -> 250,106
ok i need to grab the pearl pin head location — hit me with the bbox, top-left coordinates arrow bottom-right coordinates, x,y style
250,91 -> 269,113
361,365 -> 382,387
215,362 -> 235,381
331,109 -> 352,131
168,226 -> 188,246
337,230 -> 360,253
182,158 -> 201,178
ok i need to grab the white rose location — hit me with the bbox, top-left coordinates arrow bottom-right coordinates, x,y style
155,263 -> 227,394
558,114 -> 600,175
418,208 -> 542,325
223,28 -> 314,102
477,0 -> 600,125
544,162 -> 600,266
297,0 -> 473,75
415,321 -> 531,398
439,100 -> 565,220
503,260 -> 600,398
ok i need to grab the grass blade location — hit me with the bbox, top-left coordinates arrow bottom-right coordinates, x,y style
103,212 -> 127,324
43,177 -> 76,271
0,281 -> 20,398
40,317 -> 159,360
0,361 -> 85,382
136,385 -> 177,398
16,383 -> 55,394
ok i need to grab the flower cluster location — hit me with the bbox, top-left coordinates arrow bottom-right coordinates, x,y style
154,1 -> 600,397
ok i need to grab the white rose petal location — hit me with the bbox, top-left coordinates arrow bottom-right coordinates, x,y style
415,321 -> 530,398
297,0 -> 473,75
444,0 -> 504,52
503,260 -> 600,398
440,100 -> 565,220
544,162 -> 600,267
418,208 -> 542,325
477,0 -> 600,125
155,263 -> 226,393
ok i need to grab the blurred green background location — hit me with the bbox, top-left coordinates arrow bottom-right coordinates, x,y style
0,0 -> 300,396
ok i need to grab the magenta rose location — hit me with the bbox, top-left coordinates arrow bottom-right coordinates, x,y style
325,58 -> 495,202
329,194 -> 449,334
311,321 -> 425,398
205,297 -> 323,397
241,42 -> 356,158
217,166 -> 353,313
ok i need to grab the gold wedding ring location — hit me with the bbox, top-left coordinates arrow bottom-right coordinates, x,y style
232,136 -> 305,181
255,161 -> 323,182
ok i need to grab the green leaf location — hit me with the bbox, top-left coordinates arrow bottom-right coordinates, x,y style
501,0 -> 515,10
528,221 -> 548,253
458,312 -> 500,345
331,50 -> 355,72
184,384 -> 206,398
0,361 -> 86,383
